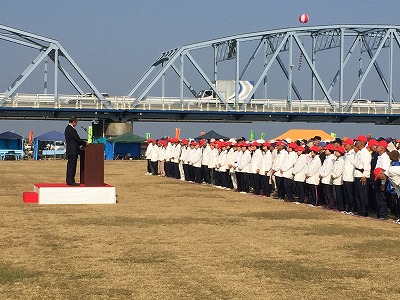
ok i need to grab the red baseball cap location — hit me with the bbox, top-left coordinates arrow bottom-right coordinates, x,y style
262,142 -> 270,147
354,135 -> 367,143
335,146 -> 345,154
367,139 -> 377,148
343,139 -> 354,146
324,144 -> 335,151
377,140 -> 388,149
310,146 -> 320,152
373,167 -> 384,181
295,146 -> 305,152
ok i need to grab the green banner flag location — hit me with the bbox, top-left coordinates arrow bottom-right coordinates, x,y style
146,132 -> 151,139
250,130 -> 255,141
261,132 -> 265,140
87,126 -> 93,143
330,132 -> 336,138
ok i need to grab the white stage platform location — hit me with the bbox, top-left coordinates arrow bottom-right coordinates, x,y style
23,183 -> 116,204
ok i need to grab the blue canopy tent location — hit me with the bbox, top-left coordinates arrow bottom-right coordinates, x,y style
107,133 -> 146,160
90,137 -> 109,159
0,131 -> 24,160
33,130 -> 65,160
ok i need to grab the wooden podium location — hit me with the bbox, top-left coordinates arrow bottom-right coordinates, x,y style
80,143 -> 104,187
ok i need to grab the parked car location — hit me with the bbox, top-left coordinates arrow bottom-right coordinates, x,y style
53,141 -> 66,151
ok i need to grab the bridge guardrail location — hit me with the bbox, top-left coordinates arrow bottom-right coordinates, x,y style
2,93 -> 400,115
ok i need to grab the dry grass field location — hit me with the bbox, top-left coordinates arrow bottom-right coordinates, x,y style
0,159 -> 400,299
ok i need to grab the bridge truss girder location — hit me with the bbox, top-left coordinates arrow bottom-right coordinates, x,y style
4,106 -> 400,126
0,24 -> 107,107
128,25 -> 400,112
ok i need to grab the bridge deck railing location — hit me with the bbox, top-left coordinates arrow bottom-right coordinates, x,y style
2,93 -> 400,115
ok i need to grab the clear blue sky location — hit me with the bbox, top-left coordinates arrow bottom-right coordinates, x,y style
1,0 -> 400,140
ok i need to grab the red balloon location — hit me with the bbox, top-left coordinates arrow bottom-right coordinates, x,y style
299,14 -> 309,23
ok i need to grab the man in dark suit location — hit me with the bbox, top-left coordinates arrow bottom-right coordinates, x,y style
65,116 -> 87,186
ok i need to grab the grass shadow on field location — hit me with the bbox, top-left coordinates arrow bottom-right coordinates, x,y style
0,262 -> 40,284
38,232 -> 84,252
242,258 -> 370,282
346,239 -> 400,258
240,209 -> 329,220
103,288 -> 133,298
303,224 -> 399,238
72,215 -> 243,227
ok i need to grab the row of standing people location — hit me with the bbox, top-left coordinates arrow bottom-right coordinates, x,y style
145,135 -> 400,221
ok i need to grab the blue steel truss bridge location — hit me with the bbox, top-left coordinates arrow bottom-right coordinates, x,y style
2,24 -> 400,124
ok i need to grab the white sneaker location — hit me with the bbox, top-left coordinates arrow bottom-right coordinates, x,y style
240,191 -> 247,194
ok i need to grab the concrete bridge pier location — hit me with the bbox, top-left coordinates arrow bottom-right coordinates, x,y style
92,121 -> 133,139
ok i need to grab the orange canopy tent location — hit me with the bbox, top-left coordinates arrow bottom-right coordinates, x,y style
272,129 -> 334,141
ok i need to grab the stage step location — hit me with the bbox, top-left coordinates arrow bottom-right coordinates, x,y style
23,191 -> 39,203
22,183 -> 116,204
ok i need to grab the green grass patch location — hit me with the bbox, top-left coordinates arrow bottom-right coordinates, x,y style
346,239 -> 400,258
243,259 -> 370,281
105,288 -> 133,297
241,210 -> 328,220
117,256 -> 167,264
304,224 -> 396,238
0,262 -> 39,284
